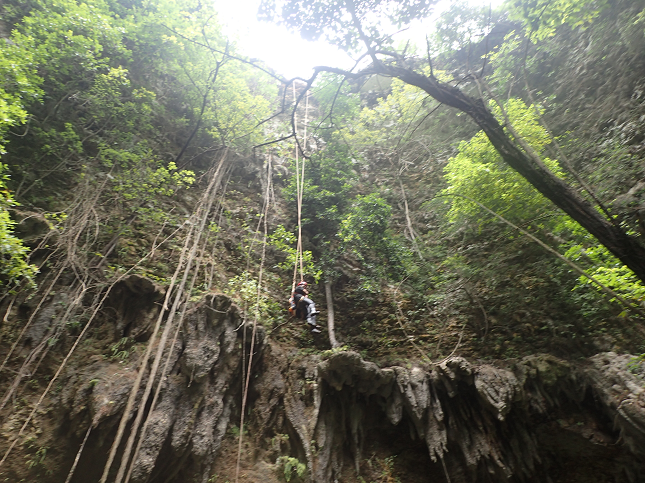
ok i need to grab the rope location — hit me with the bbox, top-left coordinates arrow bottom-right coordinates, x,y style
299,90 -> 309,277
292,82 -> 303,290
291,82 -> 308,290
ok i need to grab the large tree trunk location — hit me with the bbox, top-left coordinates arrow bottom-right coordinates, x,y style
324,281 -> 340,348
386,65 -> 645,283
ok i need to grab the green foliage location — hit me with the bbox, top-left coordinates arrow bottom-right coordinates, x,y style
13,0 -> 127,87
488,0 -> 608,94
3,0 -> 274,198
109,337 -> 136,361
313,73 -> 361,129
339,193 -> 415,287
26,445 -> 48,470
364,454 -> 401,483
348,76 -> 433,150
203,68 -> 274,147
260,0 -> 435,52
227,425 -> 248,437
275,456 -> 306,482
83,66 -> 156,135
628,354 -> 645,374
225,271 -> 272,321
442,99 -> 564,226
268,225 -> 321,282
319,344 -> 349,359
0,0 -> 280,301
282,80 -> 358,279
0,165 -> 37,289
432,1 -> 502,53
583,264 -> 645,307
282,112 -> 356,242
340,193 -> 392,246
121,0 -> 275,149
0,39 -> 41,154
561,219 -> 645,309
506,0 -> 608,40
292,153 -> 354,241
113,161 -> 195,201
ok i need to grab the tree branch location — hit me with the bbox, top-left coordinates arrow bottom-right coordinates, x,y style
437,193 -> 645,318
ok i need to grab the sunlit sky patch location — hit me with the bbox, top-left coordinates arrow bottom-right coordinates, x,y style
213,0 -> 505,80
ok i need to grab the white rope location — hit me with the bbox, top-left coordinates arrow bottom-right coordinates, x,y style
291,82 -> 308,290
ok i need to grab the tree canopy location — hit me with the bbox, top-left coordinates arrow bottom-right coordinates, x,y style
261,0 -> 645,286
0,0 -> 643,369
259,0 -> 437,51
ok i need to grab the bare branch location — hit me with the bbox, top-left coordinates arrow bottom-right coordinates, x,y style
162,24 -> 287,84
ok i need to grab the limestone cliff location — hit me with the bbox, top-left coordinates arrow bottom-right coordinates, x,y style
1,287 -> 644,483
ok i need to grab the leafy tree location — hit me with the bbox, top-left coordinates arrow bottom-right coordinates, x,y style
259,0 -> 436,51
0,39 -> 41,154
0,164 -> 37,288
507,0 -> 608,41
339,193 -> 414,288
442,99 -> 564,226
261,0 -> 645,284
347,75 -> 435,151
431,1 -> 502,54
268,225 -> 321,281
0,0 -> 279,296
559,218 -> 645,309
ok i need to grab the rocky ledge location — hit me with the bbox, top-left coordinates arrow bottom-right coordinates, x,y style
3,290 -> 644,483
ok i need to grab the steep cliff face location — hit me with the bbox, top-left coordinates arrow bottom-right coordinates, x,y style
250,348 -> 645,483
1,288 -> 643,483
0,282 -> 263,483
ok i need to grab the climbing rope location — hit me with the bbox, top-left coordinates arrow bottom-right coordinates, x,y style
232,83 -> 311,483
291,82 -> 309,290
235,85 -> 310,482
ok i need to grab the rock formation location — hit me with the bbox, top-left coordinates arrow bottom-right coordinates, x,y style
2,290 -> 644,482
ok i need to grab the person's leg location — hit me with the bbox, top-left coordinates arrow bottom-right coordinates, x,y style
301,297 -> 321,331
302,297 -> 320,317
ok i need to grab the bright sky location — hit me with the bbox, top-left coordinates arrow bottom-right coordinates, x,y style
213,0 -> 352,79
213,0 -> 504,80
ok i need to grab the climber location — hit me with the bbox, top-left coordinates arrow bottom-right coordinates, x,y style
289,281 -> 321,333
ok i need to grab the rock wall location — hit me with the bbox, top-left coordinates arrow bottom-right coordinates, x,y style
2,289 -> 644,483
8,287 -> 264,483
253,349 -> 645,482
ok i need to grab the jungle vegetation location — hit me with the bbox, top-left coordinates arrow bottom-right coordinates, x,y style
1,0 -> 645,364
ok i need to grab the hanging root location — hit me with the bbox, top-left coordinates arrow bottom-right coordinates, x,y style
235,153 -> 273,483
64,424 -> 92,483
101,149 -> 230,483
0,186 -> 190,470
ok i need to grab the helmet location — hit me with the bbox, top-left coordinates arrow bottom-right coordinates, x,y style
297,281 -> 308,288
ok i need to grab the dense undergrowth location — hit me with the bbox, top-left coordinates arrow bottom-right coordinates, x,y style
0,0 -> 645,475
0,0 -> 643,360
1,0 -> 645,478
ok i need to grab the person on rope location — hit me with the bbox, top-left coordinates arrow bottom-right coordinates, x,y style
289,281 -> 321,333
